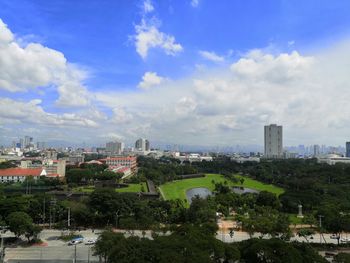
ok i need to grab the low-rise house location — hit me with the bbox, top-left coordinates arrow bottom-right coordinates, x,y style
0,168 -> 42,183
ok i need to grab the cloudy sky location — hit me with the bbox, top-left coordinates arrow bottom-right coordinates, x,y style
1,0 -> 350,147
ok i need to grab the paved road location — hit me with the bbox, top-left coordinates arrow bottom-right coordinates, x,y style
5,246 -> 98,262
3,229 -> 349,262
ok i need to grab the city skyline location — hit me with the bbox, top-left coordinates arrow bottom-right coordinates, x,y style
1,1 -> 350,146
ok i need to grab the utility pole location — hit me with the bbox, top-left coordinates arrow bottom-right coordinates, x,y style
74,244 -> 77,263
87,245 -> 90,263
0,231 -> 4,263
319,215 -> 324,244
115,210 -> 120,229
49,205 -> 52,229
68,207 -> 71,228
43,198 -> 46,226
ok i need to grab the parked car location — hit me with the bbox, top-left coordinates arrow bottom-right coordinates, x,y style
68,237 -> 84,246
340,238 -> 350,243
85,238 -> 97,245
330,234 -> 339,239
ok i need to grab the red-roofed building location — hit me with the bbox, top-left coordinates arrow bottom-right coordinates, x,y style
100,156 -> 137,173
0,168 -> 42,183
107,165 -> 132,178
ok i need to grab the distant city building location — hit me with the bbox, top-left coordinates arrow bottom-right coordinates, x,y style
283,151 -> 298,159
317,154 -> 350,165
346,142 -> 350,158
313,145 -> 320,157
174,153 -> 213,163
19,138 -> 24,149
60,154 -> 85,165
42,159 -> 66,178
37,142 -> 46,150
231,156 -> 260,163
135,138 -> 150,151
106,141 -> 124,155
24,136 -> 33,148
264,124 -> 283,159
43,149 -> 58,160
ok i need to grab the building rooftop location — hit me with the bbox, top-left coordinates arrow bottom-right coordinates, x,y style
0,168 -> 43,177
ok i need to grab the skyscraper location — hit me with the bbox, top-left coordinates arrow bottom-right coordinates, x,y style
313,145 -> 320,157
346,142 -> 350,157
24,136 -> 33,148
264,124 -> 283,159
135,138 -> 150,151
106,141 -> 124,155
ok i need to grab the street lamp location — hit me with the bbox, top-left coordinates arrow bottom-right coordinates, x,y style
115,210 -> 120,229
318,215 -> 324,244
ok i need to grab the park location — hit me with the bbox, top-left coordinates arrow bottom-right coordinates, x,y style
159,173 -> 284,204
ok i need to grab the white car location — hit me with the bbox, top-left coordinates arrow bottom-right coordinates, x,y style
330,234 -> 339,239
85,238 -> 97,245
68,238 -> 84,246
340,238 -> 350,243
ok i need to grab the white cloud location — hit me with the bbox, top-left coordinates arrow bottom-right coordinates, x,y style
94,41 -> 350,146
0,19 -> 90,107
133,19 -> 183,59
138,71 -> 164,89
143,0 -> 154,13
199,50 -> 225,62
0,98 -> 97,127
191,0 -> 199,7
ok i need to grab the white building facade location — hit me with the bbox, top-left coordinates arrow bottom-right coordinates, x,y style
264,124 -> 283,159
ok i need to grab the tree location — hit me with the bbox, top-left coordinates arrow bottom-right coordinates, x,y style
334,253 -> 350,263
187,196 -> 216,224
6,212 -> 32,237
6,211 -> 41,241
256,191 -> 280,209
24,224 -> 42,242
239,207 -> 290,238
239,239 -> 326,263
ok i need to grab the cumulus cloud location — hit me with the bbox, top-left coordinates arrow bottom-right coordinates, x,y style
138,71 -> 164,89
199,50 -> 225,62
0,19 -> 90,107
0,98 -> 97,127
143,0 -> 154,14
94,41 -> 350,146
133,19 -> 183,59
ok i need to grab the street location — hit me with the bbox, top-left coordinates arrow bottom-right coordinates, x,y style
3,228 -> 349,262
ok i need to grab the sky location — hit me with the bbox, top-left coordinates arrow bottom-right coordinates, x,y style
1,0 -> 350,148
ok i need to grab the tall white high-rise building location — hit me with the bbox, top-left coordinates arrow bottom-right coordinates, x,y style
135,138 -> 150,151
264,124 -> 283,158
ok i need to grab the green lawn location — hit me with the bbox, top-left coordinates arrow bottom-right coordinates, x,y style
73,182 -> 147,193
289,214 -> 304,225
159,173 -> 284,203
115,182 -> 147,193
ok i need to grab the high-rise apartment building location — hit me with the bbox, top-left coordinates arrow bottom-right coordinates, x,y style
264,124 -> 283,159
346,142 -> 350,157
313,145 -> 320,157
106,141 -> 124,155
135,138 -> 150,151
37,142 -> 46,150
24,136 -> 33,148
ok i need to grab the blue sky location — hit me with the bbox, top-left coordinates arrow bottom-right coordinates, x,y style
1,0 -> 350,147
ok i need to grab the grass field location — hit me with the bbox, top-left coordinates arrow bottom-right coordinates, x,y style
73,182 -> 147,193
289,214 -> 304,225
115,182 -> 147,193
159,173 -> 284,203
